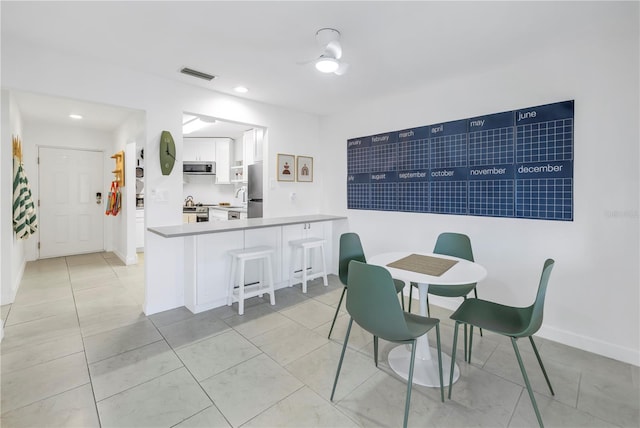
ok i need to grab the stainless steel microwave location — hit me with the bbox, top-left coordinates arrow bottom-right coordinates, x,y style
183,161 -> 215,175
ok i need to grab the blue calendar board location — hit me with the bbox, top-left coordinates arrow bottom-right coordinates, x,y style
346,100 -> 574,221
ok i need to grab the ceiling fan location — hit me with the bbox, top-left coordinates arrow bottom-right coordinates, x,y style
299,28 -> 349,75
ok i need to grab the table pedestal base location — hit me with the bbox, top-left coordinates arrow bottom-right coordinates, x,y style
388,344 -> 459,387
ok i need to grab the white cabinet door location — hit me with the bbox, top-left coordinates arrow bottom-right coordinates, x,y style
183,213 -> 196,223
282,222 -> 326,283
242,130 -> 255,180
254,128 -> 264,162
244,227 -> 282,286
192,231 -> 243,311
209,208 -> 228,221
183,139 -> 215,161
215,139 -> 232,184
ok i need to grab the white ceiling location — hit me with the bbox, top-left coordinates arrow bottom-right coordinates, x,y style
2,1 -> 600,132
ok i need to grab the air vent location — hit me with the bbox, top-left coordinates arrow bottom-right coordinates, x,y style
180,67 -> 216,81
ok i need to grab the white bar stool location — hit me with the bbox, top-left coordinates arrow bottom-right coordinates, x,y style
288,237 -> 328,293
228,246 -> 275,315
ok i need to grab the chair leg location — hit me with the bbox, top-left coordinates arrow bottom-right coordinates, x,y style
327,287 -> 347,339
408,284 -> 414,313
511,337 -> 545,428
529,336 -> 555,396
374,336 -> 379,367
462,297 -> 468,362
403,339 -> 418,428
468,325 -> 474,363
435,324 -> 444,402
448,321 -> 460,399
473,289 -> 483,337
400,290 -> 405,311
331,318 -> 353,401
426,293 -> 431,317
463,323 -> 468,363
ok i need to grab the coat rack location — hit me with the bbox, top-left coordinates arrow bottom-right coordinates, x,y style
111,150 -> 125,186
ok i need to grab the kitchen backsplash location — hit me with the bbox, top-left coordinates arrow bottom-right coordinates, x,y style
183,175 -> 240,205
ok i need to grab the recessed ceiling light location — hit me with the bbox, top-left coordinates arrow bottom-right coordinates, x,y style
69,114 -> 83,119
234,86 -> 249,94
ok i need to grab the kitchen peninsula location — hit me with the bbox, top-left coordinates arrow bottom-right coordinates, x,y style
148,214 -> 347,313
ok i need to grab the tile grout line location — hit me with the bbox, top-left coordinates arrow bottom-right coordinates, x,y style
150,310 -> 235,428
66,254 -> 103,428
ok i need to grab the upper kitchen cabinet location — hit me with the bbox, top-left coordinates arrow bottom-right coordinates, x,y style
183,138 -> 215,162
183,137 -> 234,184
215,138 -> 233,184
239,128 -> 265,181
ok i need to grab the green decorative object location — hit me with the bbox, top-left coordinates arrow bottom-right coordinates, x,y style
159,130 -> 176,175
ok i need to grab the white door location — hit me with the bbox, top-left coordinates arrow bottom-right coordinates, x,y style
39,147 -> 105,258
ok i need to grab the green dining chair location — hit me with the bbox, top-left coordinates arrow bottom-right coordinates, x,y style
327,232 -> 406,339
448,259 -> 555,428
331,261 -> 443,428
408,232 -> 482,361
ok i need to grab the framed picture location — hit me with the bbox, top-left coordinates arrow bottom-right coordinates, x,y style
277,153 -> 295,181
296,156 -> 313,182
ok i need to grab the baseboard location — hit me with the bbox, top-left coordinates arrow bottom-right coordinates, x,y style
538,324 -> 640,367
113,249 -> 138,266
425,295 -> 639,367
2,259 -> 25,305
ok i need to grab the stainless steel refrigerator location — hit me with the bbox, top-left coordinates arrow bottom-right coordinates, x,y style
247,162 -> 263,218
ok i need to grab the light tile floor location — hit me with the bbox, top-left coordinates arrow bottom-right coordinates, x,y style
1,252 -> 638,427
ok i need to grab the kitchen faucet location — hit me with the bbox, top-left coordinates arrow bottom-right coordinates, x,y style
235,186 -> 247,203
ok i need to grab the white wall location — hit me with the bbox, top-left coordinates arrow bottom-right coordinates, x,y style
1,90 -> 26,306
320,5 -> 639,365
113,113 -> 146,264
2,38 -> 324,317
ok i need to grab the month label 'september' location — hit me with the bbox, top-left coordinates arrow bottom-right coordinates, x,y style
347,100 -> 574,221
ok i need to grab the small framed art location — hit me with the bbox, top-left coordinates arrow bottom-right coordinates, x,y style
296,156 -> 313,182
277,153 -> 295,181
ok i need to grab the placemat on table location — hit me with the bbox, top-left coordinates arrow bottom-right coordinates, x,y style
387,254 -> 458,276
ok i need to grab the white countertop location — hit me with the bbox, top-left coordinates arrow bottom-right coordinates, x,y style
148,214 -> 347,238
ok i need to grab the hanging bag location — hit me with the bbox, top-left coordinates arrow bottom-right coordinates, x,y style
105,181 -> 121,216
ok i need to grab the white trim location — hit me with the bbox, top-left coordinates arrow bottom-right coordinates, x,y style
426,295 -> 639,367
2,257 -> 25,304
538,324 -> 640,367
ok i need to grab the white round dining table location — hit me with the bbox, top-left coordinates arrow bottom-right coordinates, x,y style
367,251 -> 487,387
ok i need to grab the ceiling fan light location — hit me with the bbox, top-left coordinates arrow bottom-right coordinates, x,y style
315,57 -> 339,73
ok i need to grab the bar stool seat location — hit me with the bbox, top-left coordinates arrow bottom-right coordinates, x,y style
228,246 -> 275,315
289,237 -> 328,293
